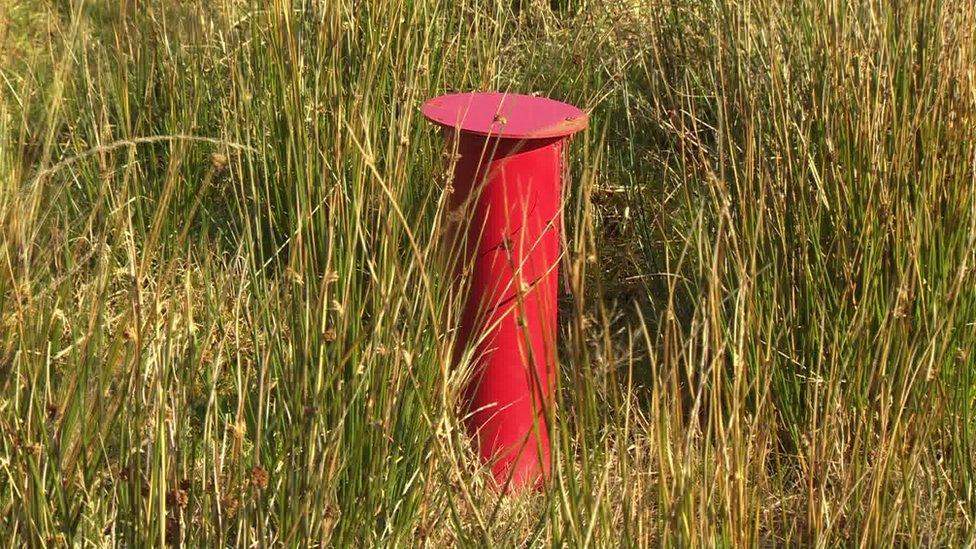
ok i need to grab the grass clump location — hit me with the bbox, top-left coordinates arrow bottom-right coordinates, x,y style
1,0 -> 974,545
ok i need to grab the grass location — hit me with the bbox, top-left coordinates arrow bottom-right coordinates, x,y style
1,0 -> 975,545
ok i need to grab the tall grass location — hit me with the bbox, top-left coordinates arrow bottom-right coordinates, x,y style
1,0 -> 974,545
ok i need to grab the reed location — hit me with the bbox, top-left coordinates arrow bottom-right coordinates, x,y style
1,0 -> 973,545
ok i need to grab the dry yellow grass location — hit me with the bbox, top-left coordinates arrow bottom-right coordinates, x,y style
1,0 -> 975,546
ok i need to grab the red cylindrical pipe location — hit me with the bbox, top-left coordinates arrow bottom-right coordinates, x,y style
422,92 -> 587,491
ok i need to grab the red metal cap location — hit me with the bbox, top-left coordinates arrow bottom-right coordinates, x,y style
421,92 -> 588,140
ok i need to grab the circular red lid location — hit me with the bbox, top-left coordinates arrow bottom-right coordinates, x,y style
421,92 -> 588,140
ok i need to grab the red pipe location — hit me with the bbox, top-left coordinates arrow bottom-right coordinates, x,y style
422,92 -> 587,490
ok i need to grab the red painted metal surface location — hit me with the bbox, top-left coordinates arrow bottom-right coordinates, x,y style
422,92 -> 587,490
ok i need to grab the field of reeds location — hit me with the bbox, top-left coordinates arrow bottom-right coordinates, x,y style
2,0 -> 975,545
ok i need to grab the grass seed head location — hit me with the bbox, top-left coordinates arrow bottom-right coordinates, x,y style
250,466 -> 269,490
